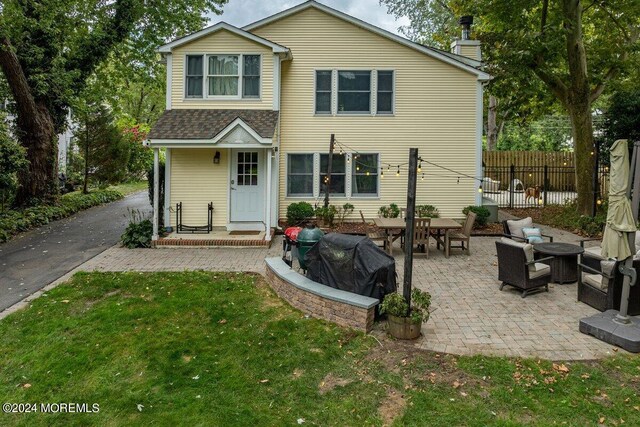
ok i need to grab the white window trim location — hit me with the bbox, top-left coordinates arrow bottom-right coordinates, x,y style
285,153 -> 315,198
313,69 -> 333,115
285,152 -> 382,200
376,70 -> 395,115
337,70 -> 372,115
312,69 -> 395,116
183,53 -> 262,101
350,153 -> 381,198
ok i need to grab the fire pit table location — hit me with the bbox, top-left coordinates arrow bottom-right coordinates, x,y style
533,242 -> 585,284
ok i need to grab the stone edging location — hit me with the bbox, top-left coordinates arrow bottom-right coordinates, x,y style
264,257 -> 378,332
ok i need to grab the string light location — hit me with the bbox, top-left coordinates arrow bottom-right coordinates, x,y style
457,177 -> 460,184
418,161 -> 422,173
396,166 -> 400,177
356,165 -> 360,171
421,173 -> 425,181
478,185 -> 483,193
380,169 -> 384,178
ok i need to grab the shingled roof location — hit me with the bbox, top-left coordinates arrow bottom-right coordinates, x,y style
148,109 -> 279,140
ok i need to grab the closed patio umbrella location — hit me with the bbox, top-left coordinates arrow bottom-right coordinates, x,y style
601,139 -> 637,260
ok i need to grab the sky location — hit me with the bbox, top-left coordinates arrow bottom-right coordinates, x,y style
208,0 -> 409,36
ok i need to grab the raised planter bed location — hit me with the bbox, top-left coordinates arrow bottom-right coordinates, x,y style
264,257 -> 379,332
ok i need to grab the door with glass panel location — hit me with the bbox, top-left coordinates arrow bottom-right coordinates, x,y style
230,150 -> 264,222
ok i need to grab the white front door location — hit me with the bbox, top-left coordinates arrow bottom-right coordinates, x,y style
230,150 -> 265,222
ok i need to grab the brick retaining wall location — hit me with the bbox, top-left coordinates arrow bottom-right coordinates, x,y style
265,258 -> 377,332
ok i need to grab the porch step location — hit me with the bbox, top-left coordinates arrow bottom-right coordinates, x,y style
154,229 -> 274,248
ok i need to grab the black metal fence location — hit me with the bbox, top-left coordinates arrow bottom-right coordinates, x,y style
483,164 -> 609,209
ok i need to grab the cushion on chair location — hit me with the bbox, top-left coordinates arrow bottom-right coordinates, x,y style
582,273 -> 608,291
500,237 -> 535,270
529,262 -> 551,279
506,217 -> 533,238
522,227 -> 544,244
601,260 -> 616,277
584,246 -> 605,261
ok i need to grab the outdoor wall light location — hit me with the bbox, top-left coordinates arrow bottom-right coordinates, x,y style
213,151 -> 221,164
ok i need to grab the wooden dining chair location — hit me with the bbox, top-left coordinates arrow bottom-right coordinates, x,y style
360,210 -> 386,249
413,217 -> 431,257
445,211 -> 476,258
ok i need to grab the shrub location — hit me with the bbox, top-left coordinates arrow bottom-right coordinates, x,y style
286,201 -> 315,226
379,289 -> 431,324
0,189 -> 123,242
121,210 -> 153,248
315,205 -> 338,227
337,203 -> 355,225
463,205 -> 490,227
379,203 -> 401,218
416,204 -> 439,218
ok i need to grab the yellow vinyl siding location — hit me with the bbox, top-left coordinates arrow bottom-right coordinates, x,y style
253,7 -> 478,220
170,148 -> 228,227
460,44 -> 481,61
171,29 -> 273,109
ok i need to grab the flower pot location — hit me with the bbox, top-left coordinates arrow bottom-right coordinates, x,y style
387,314 -> 422,340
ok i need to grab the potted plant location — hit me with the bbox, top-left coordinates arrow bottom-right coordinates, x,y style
379,289 -> 431,340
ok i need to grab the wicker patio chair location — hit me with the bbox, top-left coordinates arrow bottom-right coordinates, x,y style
502,217 -> 553,243
578,258 -> 640,315
413,217 -> 431,257
445,211 -> 476,258
495,238 -> 554,298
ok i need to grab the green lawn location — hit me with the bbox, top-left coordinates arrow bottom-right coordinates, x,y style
0,272 -> 638,426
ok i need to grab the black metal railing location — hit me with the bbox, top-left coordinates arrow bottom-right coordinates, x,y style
176,202 -> 214,233
482,164 -> 609,209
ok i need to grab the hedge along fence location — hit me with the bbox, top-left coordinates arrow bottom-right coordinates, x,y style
0,189 -> 123,242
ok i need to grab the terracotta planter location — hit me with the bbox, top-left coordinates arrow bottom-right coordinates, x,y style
387,314 -> 422,340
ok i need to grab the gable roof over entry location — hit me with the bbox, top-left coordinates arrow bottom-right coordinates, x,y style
244,0 -> 490,81
148,109 -> 279,144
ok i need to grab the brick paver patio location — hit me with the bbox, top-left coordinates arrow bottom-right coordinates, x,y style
57,227 -> 619,360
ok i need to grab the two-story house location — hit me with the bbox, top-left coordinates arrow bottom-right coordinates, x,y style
147,0 -> 490,241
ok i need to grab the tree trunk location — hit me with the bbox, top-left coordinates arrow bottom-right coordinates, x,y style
13,102 -> 58,206
568,103 -> 595,215
564,0 -> 594,215
487,95 -> 498,150
0,37 -> 58,206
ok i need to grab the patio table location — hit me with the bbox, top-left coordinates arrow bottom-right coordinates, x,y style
373,217 -> 462,256
533,242 -> 584,284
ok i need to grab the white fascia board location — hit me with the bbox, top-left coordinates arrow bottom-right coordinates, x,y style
243,1 -> 491,81
158,22 -> 290,55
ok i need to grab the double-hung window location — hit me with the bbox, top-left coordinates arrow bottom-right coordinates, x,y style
208,55 -> 239,96
320,153 -> 346,196
337,71 -> 371,113
243,55 -> 260,98
377,71 -> 393,114
185,55 -> 204,98
352,154 -> 379,196
287,154 -> 314,196
185,54 -> 260,99
315,71 -> 332,114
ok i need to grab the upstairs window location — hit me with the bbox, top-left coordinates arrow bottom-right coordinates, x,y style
209,55 -> 239,96
320,153 -> 346,196
338,71 -> 371,113
377,71 -> 393,114
315,71 -> 332,114
185,55 -> 204,98
243,55 -> 260,98
186,54 -> 261,99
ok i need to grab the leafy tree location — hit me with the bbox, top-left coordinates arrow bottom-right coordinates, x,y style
0,0 -> 227,206
118,117 -> 153,180
0,112 -> 28,211
382,0 -> 640,215
603,88 -> 640,145
75,102 -> 130,193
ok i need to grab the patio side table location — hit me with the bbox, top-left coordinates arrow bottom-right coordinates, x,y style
533,242 -> 585,284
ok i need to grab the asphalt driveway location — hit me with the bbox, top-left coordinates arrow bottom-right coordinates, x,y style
0,191 -> 151,311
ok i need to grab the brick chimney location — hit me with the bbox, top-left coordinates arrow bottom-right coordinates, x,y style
451,16 -> 481,61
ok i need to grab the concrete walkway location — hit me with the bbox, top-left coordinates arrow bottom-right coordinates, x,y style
0,191 -> 151,311
51,221 -> 623,361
